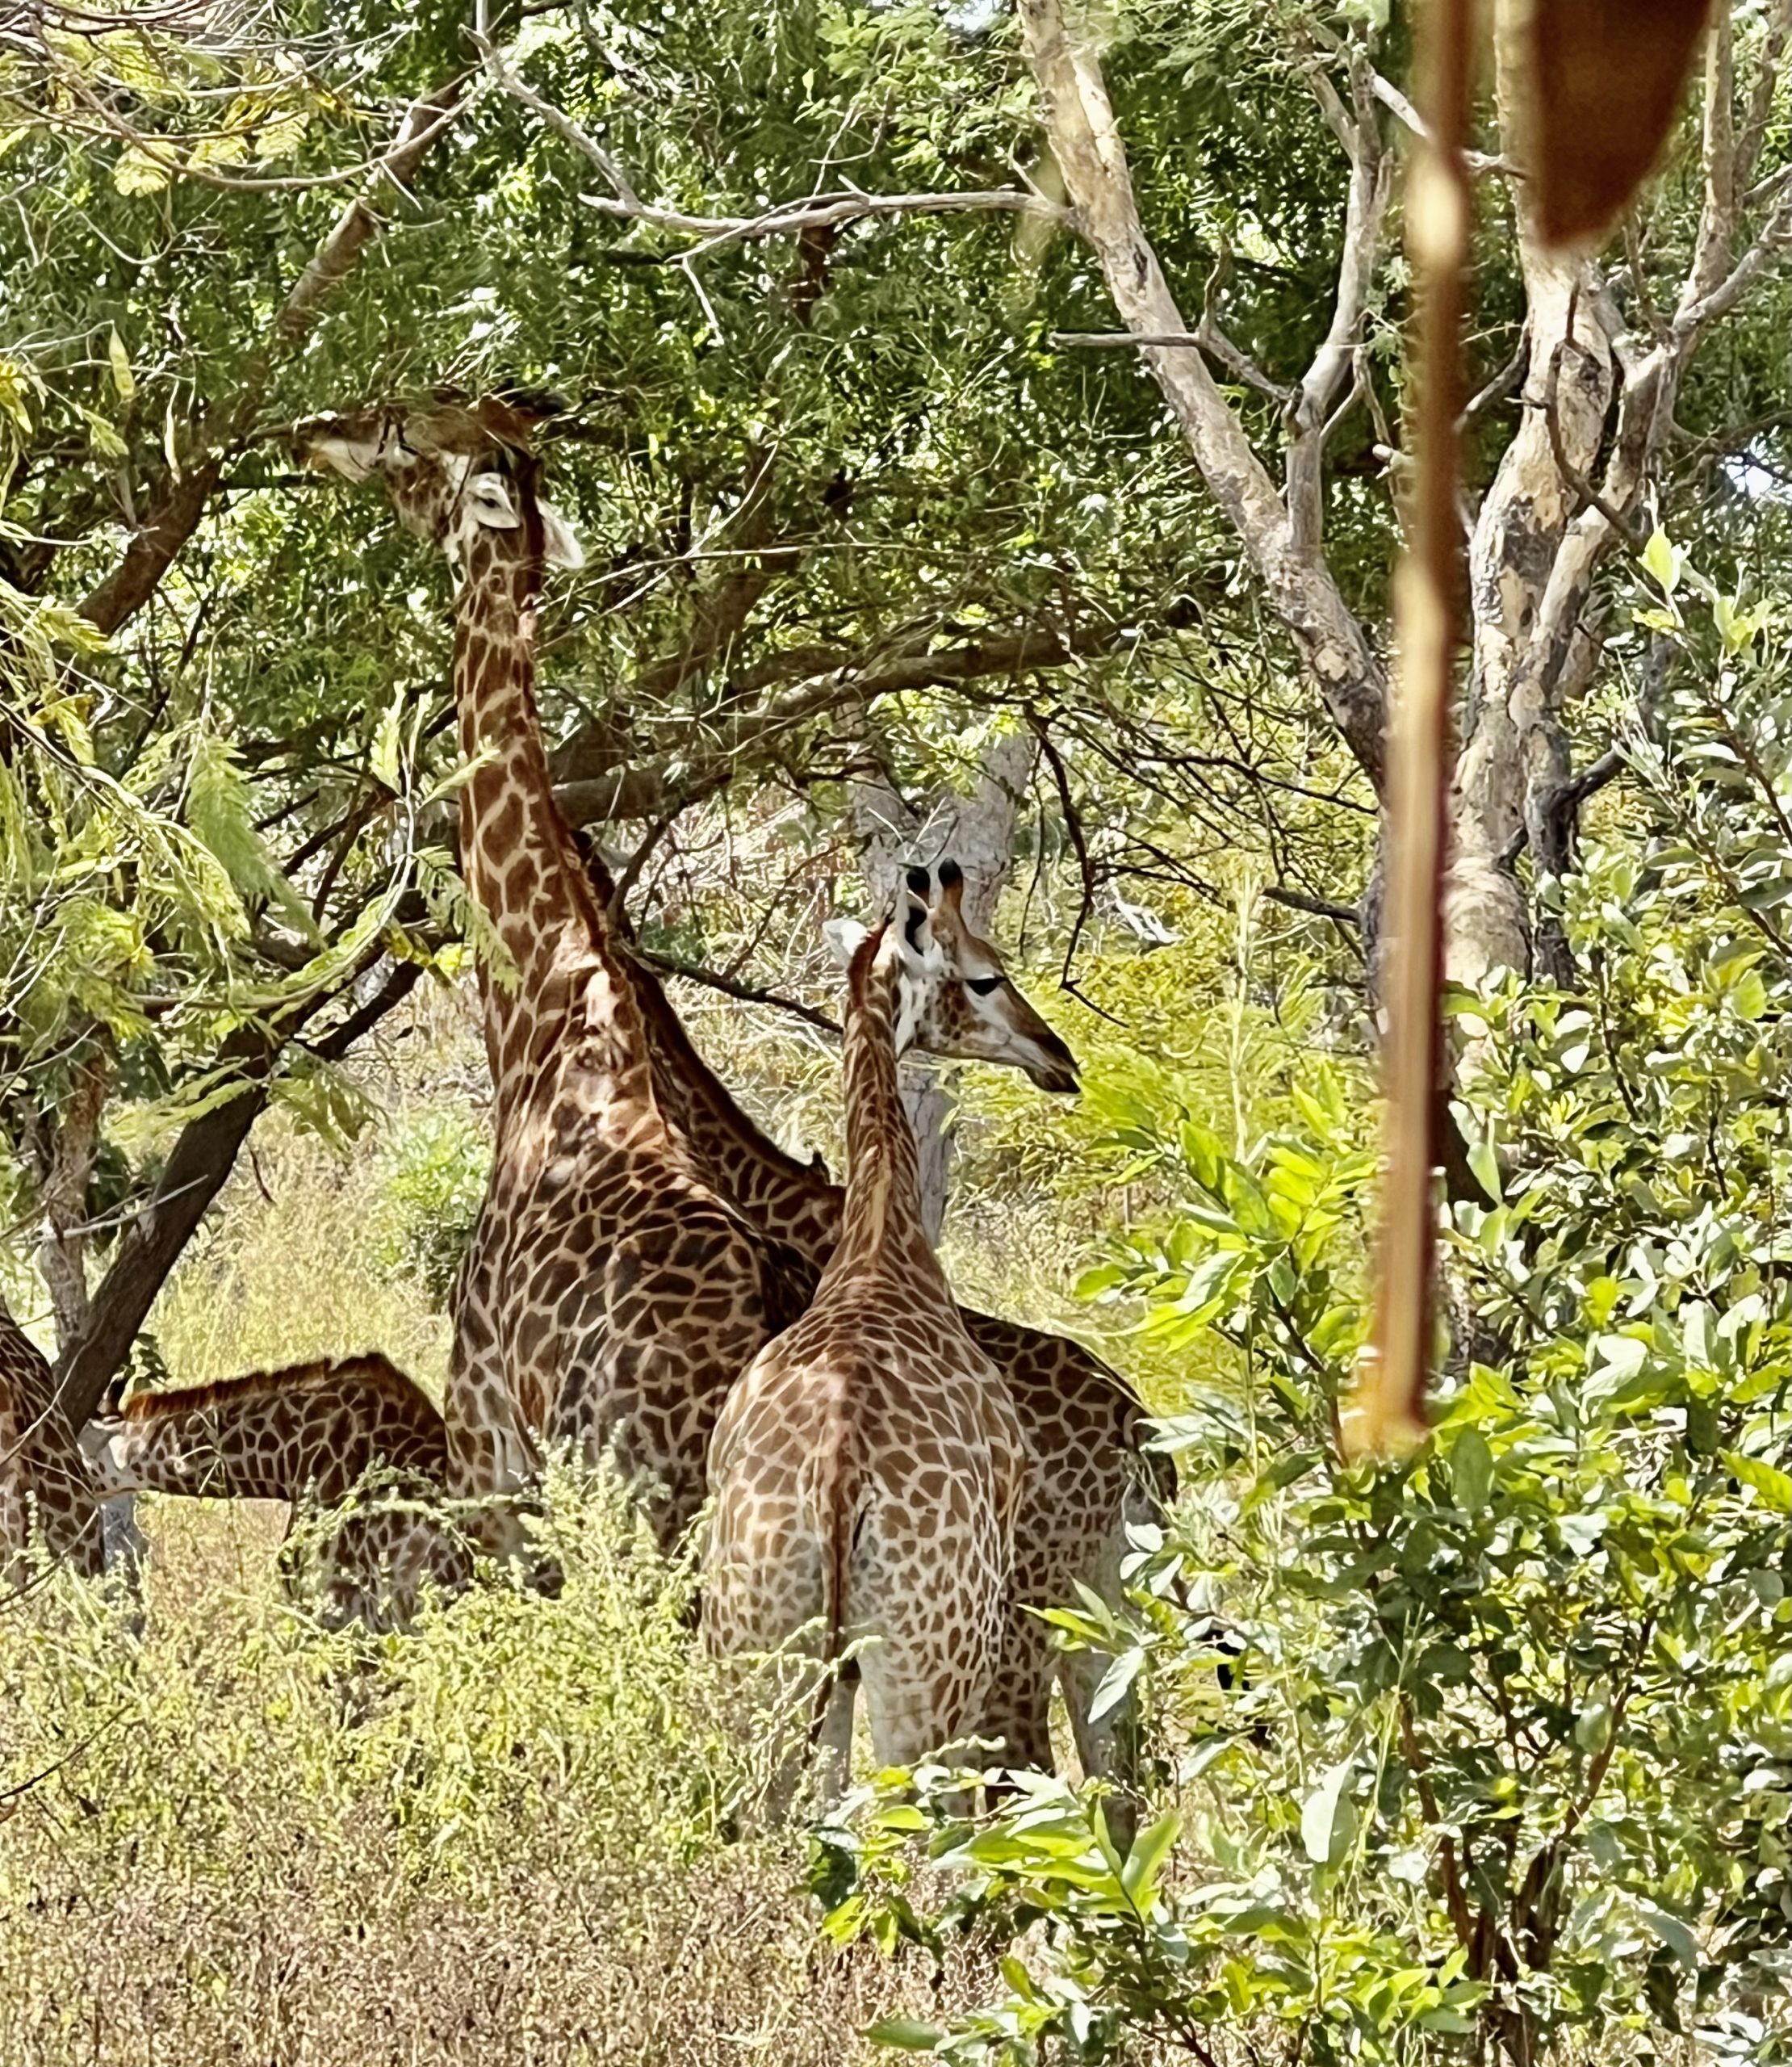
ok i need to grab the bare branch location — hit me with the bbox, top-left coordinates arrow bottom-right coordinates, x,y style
1366,68 -> 1512,178
1015,0 -> 1388,787
480,31 -> 1063,249
1287,53 -> 1392,554
1678,9 -> 1739,319
640,951 -> 839,1036
1673,169 -> 1792,338
1497,748 -> 1627,867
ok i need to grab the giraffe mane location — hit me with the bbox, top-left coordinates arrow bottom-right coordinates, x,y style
112,1354 -> 433,1424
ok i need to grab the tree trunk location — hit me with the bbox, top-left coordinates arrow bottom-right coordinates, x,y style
852,731 -> 1035,1241
51,961 -> 421,1430
1018,0 -> 1782,998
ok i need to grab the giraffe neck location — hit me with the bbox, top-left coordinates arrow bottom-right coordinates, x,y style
632,950 -> 846,1264
828,937 -> 947,1294
574,845 -> 844,1260
452,519 -> 655,1129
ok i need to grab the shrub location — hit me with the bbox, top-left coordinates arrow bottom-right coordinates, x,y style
821,584 -> 1792,2066
0,1466 -> 990,2066
372,1107 -> 491,1309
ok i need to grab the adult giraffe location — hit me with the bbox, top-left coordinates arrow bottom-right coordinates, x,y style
583,842 -> 1166,1797
705,879 -> 1028,1788
0,1291 -> 103,1587
302,397 -> 1097,1557
301,397 -> 802,1551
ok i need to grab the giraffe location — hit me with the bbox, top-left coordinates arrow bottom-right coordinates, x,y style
703,877 -> 1029,1787
299,396 -> 804,1554
80,1353 -> 470,1628
0,1289 -> 103,1587
583,842 -> 1166,1803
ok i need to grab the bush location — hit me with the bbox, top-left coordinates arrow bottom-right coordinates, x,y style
372,1107 -> 491,1310
820,584 -> 1792,2066
0,1465 -> 997,2066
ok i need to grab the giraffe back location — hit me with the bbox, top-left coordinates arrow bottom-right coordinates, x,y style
85,1353 -> 447,1503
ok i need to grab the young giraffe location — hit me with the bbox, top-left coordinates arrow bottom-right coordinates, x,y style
584,843 -> 1166,1797
301,398 -> 804,1552
0,1291 -> 103,1587
81,1354 -> 467,1629
704,878 -> 1029,1782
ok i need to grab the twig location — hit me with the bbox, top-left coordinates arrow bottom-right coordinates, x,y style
639,950 -> 839,1036
1497,748 -> 1627,867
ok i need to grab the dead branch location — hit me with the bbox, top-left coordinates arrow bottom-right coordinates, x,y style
641,950 -> 839,1036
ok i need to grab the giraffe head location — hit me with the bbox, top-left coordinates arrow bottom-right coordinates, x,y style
827,861 -> 1080,1093
296,395 -> 585,576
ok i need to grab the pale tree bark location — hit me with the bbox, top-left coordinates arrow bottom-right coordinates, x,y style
852,730 -> 1036,1241
1016,0 -> 1792,996
18,1045 -> 149,1574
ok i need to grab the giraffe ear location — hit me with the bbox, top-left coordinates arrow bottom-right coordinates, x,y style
898,880 -> 936,962
823,916 -> 869,968
538,500 -> 586,572
464,472 -> 521,530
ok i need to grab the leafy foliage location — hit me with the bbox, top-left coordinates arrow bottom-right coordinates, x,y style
821,580 -> 1792,2065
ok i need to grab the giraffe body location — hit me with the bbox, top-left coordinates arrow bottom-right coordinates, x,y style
303,404 -> 798,1549
82,1354 -> 469,1627
0,1296 -> 103,1586
705,902 -> 1027,1772
594,850 -> 1166,1786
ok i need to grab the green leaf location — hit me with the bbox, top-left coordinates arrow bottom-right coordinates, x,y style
107,326 -> 135,401
1643,527 -> 1681,595
1300,1760 -> 1356,1866
1088,1645 -> 1144,1722
1451,1428 -> 1494,1512
1722,1450 -> 1792,1512
865,2018 -> 944,2052
1120,1809 -> 1179,1906
1574,1700 -> 1612,1753
1638,1903 -> 1699,1968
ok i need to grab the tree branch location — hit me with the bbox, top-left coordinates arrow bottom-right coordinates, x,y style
76,68 -> 470,639
639,950 -> 839,1035
50,956 -> 417,1427
1286,53 -> 1392,556
551,612 -> 1156,824
1014,0 -> 1388,788
479,31 -> 1064,249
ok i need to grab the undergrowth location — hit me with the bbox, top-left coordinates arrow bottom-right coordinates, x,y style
0,1470 -> 991,2067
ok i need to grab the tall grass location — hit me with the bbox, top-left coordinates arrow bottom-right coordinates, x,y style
0,1470 -> 994,2065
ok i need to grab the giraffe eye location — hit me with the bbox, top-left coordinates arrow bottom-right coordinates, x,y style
967,975 -> 1004,998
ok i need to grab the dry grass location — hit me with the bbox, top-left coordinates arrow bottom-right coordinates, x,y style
0,1473 -> 999,2067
